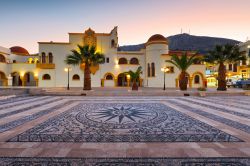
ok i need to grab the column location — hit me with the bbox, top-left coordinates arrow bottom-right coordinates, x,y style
7,75 -> 13,86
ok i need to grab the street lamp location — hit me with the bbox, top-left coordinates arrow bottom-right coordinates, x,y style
64,67 -> 72,90
161,67 -> 170,90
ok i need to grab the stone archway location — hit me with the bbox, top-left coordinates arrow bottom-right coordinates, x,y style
11,72 -> 22,86
191,72 -> 206,88
23,72 -> 37,86
0,71 -> 7,86
117,73 -> 128,87
102,73 -> 116,87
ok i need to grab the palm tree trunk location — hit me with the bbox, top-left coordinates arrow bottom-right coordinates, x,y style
217,62 -> 227,91
84,62 -> 91,90
132,80 -> 138,91
179,71 -> 188,91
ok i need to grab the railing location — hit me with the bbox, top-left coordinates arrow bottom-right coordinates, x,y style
36,63 -> 55,69
239,65 -> 250,70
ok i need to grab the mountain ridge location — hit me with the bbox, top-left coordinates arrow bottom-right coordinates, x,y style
118,33 -> 240,54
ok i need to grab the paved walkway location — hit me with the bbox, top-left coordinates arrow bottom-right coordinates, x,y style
0,96 -> 249,165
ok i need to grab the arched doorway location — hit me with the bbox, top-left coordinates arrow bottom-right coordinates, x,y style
0,71 -> 7,86
117,73 -> 128,87
192,72 -> 205,88
24,72 -> 36,86
12,72 -> 22,86
0,54 -> 6,63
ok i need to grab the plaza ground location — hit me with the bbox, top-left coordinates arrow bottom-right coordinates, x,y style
0,95 -> 249,165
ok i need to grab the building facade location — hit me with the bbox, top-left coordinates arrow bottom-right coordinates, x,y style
206,40 -> 250,87
0,27 -> 206,88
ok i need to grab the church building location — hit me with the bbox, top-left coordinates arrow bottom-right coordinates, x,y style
0,27 -> 206,88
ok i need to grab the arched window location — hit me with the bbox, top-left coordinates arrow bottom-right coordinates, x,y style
41,52 -> 46,63
72,74 -> 80,80
118,58 -> 128,64
27,58 -> 33,64
34,58 -> 39,64
42,74 -> 51,80
151,63 -> 155,77
147,63 -> 151,77
194,75 -> 200,84
0,54 -> 6,63
106,74 -> 113,80
130,58 -> 139,65
48,52 -> 53,64
111,40 -> 115,48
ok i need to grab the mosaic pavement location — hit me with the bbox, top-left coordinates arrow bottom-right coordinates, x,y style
8,103 -> 242,142
0,95 -> 249,164
0,157 -> 249,166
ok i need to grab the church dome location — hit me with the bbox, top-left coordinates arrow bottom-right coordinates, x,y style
10,46 -> 29,55
146,34 -> 168,46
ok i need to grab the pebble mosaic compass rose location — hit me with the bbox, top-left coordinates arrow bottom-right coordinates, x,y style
88,106 -> 153,124
78,105 -> 167,129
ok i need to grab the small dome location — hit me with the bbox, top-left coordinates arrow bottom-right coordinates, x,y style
146,34 -> 168,46
10,46 -> 29,55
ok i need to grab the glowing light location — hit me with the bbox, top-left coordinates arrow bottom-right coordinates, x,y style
248,45 -> 250,48
20,72 -> 25,77
115,59 -> 119,65
114,59 -> 119,68
34,73 -> 38,77
64,67 -> 72,72
126,75 -> 131,79
161,67 -> 170,72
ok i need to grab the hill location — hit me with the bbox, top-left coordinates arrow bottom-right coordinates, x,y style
118,33 -> 240,54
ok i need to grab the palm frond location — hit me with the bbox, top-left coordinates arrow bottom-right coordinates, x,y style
166,52 -> 198,72
204,44 -> 244,64
65,44 -> 105,67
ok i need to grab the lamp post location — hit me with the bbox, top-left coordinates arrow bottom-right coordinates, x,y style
161,67 -> 170,90
64,67 -> 72,90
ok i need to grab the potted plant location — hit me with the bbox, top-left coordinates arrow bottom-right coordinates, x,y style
124,66 -> 142,91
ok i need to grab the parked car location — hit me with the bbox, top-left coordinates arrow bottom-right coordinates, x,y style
226,78 -> 238,88
235,78 -> 249,88
227,79 -> 235,87
241,78 -> 250,89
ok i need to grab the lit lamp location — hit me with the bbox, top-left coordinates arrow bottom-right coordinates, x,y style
64,67 -> 72,90
161,67 -> 170,90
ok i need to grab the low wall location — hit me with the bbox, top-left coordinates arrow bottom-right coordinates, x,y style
0,88 -> 29,96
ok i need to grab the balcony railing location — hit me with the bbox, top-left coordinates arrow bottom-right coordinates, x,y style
239,65 -> 250,70
36,63 -> 55,69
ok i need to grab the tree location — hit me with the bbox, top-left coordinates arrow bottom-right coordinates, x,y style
204,44 -> 245,91
124,66 -> 142,91
65,45 -> 105,90
166,52 -> 200,90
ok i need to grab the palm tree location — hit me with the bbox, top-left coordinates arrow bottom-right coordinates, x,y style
124,66 -> 142,91
65,45 -> 105,90
204,44 -> 245,91
166,52 -> 200,91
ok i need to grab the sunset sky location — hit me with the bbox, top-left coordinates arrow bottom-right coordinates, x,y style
1,0 -> 250,53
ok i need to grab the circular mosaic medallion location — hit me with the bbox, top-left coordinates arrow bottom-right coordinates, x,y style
76,105 -> 168,129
